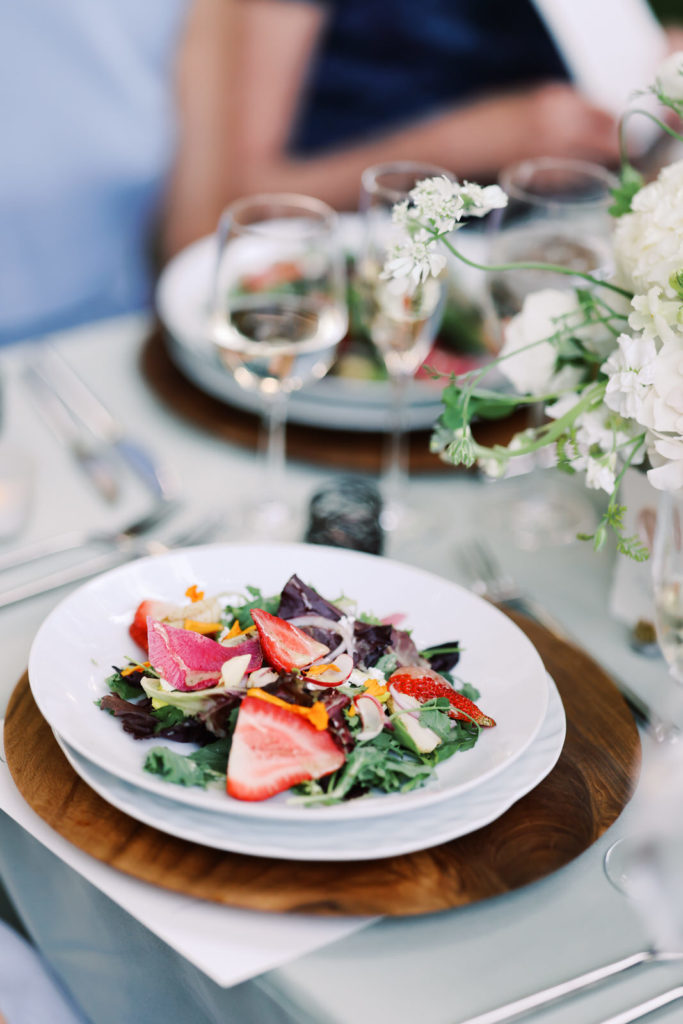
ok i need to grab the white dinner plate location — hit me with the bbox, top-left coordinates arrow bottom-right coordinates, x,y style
155,219 -> 489,432
28,543 -> 549,822
52,673 -> 565,861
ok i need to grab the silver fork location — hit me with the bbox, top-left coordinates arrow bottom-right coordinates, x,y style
455,948 -> 683,1024
0,509 -> 223,610
455,538 -> 663,733
0,499 -> 178,574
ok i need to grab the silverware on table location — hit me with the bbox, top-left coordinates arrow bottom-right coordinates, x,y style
455,948 -> 683,1024
24,364 -> 120,503
0,501 -> 177,574
26,345 -> 173,502
0,510 -> 223,610
595,984 -> 683,1024
455,539 -> 669,735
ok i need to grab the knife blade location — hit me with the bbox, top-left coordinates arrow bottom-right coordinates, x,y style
34,346 -> 173,502
24,366 -> 120,503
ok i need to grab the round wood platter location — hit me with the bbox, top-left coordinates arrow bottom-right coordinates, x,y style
5,612 -> 640,917
140,327 -> 528,474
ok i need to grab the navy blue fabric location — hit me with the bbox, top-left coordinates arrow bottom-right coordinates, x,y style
289,0 -> 568,154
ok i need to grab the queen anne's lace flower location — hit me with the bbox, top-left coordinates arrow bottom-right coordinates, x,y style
458,182 -> 508,217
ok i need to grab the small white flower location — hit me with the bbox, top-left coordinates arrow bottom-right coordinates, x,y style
656,50 -> 683,103
585,453 -> 617,493
602,332 -> 657,420
458,182 -> 508,218
628,286 -> 683,344
380,238 -> 447,292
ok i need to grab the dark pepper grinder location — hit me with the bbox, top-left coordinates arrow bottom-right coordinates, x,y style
304,476 -> 384,555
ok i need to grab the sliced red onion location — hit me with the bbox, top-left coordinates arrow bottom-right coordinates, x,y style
248,666 -> 279,687
288,614 -> 355,663
353,694 -> 386,741
381,612 -> 407,627
389,684 -> 422,721
303,652 -> 353,687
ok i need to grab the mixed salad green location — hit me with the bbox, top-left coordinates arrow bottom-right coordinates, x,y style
99,574 -> 496,806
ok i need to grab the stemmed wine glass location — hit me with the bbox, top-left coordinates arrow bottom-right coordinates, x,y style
604,490 -> 683,951
358,161 -> 453,534
210,194 -> 348,537
483,156 -> 618,549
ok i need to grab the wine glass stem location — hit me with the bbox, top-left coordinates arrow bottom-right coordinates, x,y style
383,370 -> 410,518
262,393 -> 288,503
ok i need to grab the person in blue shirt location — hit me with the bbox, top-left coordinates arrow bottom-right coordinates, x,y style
0,0 -> 237,345
227,0 -> 623,211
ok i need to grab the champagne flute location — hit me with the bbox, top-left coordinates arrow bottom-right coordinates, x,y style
358,161 -> 453,534
210,194 -> 348,537
483,157 -> 618,549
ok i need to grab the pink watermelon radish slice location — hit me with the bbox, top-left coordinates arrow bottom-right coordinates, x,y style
147,619 -> 261,691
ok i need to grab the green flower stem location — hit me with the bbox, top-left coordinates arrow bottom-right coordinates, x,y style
619,108 -> 683,165
483,383 -> 606,459
433,231 -> 632,299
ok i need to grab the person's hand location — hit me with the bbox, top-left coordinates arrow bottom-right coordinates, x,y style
467,82 -> 621,171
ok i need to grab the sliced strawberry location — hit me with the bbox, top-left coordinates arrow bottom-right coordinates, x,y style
389,666 -> 496,727
226,695 -> 345,801
250,608 -> 330,673
129,600 -> 177,652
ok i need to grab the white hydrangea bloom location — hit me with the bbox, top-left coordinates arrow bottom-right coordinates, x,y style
602,332 -> 657,420
498,289 -> 585,394
636,340 -> 683,435
613,159 -> 683,297
628,286 -> 683,344
656,50 -> 683,103
647,435 -> 683,491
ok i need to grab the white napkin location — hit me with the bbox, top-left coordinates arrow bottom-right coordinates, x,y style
0,727 -> 374,989
531,0 -> 669,152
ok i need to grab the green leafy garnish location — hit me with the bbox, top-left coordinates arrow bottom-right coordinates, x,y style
144,737 -> 231,789
223,586 -> 279,630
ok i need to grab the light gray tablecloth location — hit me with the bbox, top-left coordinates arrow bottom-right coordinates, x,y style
1,315 -> 682,1024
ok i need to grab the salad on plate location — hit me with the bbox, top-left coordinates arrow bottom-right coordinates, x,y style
98,573 -> 496,806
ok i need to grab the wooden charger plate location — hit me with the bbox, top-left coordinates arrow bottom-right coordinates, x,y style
5,612 -> 640,917
140,327 -> 528,475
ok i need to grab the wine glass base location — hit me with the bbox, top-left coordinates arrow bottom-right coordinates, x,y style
232,494 -> 304,543
480,473 -> 596,551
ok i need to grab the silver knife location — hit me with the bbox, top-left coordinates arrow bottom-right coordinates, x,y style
24,366 -> 120,503
32,346 -> 173,502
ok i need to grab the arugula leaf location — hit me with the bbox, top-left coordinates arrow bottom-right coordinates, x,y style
151,705 -> 186,732
418,698 -> 453,741
105,671 -> 145,702
223,586 -> 279,630
143,737 -> 231,789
